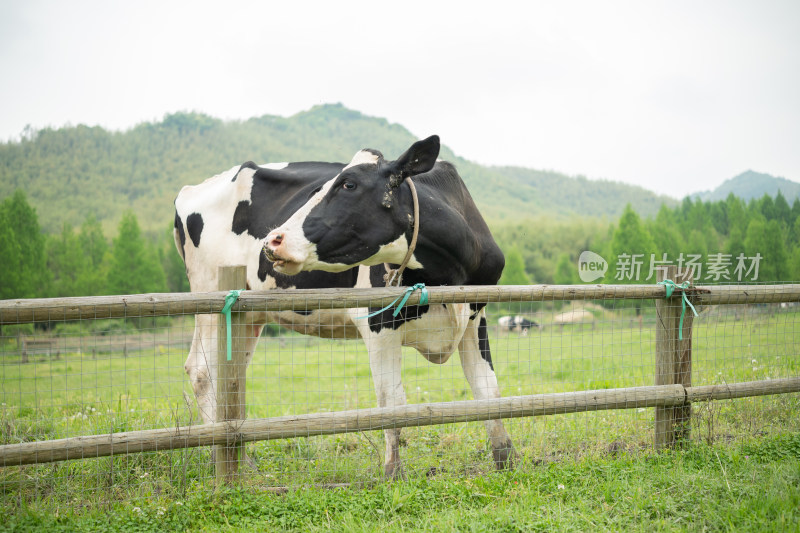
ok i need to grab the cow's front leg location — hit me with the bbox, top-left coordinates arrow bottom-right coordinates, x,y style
458,309 -> 517,469
366,329 -> 407,479
184,315 -> 218,424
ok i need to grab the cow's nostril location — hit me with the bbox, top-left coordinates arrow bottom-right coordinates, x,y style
269,233 -> 283,250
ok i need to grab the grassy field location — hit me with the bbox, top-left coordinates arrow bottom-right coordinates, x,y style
1,303 -> 799,530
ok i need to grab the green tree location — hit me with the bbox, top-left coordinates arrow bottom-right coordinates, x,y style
709,201 -> 729,236
46,223 -> 88,297
611,205 -> 655,283
107,211 -> 167,295
758,194 -> 777,221
789,201 -> 800,246
726,227 -> 746,262
78,214 -> 109,295
0,206 -> 23,299
744,217 -> 788,281
0,190 -> 50,298
726,193 -> 748,236
499,247 -> 532,285
649,205 -> 682,259
774,190 -> 791,227
553,253 -> 576,285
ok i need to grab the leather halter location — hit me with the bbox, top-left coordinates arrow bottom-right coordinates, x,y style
383,178 -> 420,287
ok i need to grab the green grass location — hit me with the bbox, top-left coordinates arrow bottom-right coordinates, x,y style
1,303 -> 800,530
3,437 -> 799,532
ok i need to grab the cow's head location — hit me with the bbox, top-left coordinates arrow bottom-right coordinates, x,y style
264,135 -> 440,275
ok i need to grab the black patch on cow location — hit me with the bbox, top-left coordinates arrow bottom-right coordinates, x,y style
234,161 -> 346,241
232,201 -> 251,235
186,213 -> 204,247
365,267 -> 433,333
232,161 -> 259,182
478,316 -> 493,370
258,249 -> 271,282
174,211 -> 186,259
367,303 -> 431,333
469,302 -> 486,321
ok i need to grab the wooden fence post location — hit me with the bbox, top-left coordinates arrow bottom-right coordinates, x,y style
655,266 -> 694,449
215,265 -> 248,485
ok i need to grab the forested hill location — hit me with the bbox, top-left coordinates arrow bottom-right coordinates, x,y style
693,170 -> 800,203
0,103 -> 673,235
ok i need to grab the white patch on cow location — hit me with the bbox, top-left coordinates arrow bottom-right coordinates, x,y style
343,150 -> 380,170
359,234 -> 423,269
259,162 -> 289,170
355,265 -> 372,288
175,164 -> 268,294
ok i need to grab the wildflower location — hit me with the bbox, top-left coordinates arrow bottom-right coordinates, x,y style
557,484 -> 565,490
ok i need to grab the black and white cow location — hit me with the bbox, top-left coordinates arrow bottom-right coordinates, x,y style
174,160 -> 359,424
498,315 -> 539,336
263,135 -> 515,477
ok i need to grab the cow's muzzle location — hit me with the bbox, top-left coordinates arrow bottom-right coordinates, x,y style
262,231 -> 304,275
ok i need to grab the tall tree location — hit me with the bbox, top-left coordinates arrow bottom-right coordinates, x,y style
107,211 -> 167,295
611,205 -> 655,283
0,206 -> 23,299
774,190 -> 791,227
0,190 -> 50,298
78,214 -> 109,295
499,247 -> 532,285
726,193 -> 748,236
744,217 -> 788,282
553,253 -> 576,285
46,223 -> 88,297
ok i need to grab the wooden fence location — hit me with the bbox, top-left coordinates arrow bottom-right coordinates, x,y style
2,265 -> 800,486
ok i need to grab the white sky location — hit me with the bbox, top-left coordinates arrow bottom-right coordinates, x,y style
1,1 -> 798,197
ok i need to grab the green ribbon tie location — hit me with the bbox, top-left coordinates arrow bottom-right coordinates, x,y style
657,279 -> 698,340
357,283 -> 429,319
220,289 -> 242,361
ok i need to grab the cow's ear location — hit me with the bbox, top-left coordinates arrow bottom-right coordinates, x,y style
393,135 -> 440,180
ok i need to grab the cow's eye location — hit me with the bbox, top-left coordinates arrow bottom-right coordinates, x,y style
342,181 -> 356,190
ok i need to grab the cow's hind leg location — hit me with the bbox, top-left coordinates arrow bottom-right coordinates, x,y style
458,308 -> 516,469
365,329 -> 407,479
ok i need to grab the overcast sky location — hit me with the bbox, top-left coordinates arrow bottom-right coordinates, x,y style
1,1 -> 798,197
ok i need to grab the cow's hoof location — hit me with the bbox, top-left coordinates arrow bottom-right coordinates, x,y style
492,441 -> 517,470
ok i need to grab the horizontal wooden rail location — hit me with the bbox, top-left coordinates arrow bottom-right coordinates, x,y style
2,284 -> 800,324
3,378 -> 798,467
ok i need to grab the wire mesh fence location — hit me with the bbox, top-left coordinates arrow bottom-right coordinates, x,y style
2,280 -> 800,507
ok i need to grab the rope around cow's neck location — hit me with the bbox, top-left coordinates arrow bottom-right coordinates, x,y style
383,177 -> 420,287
